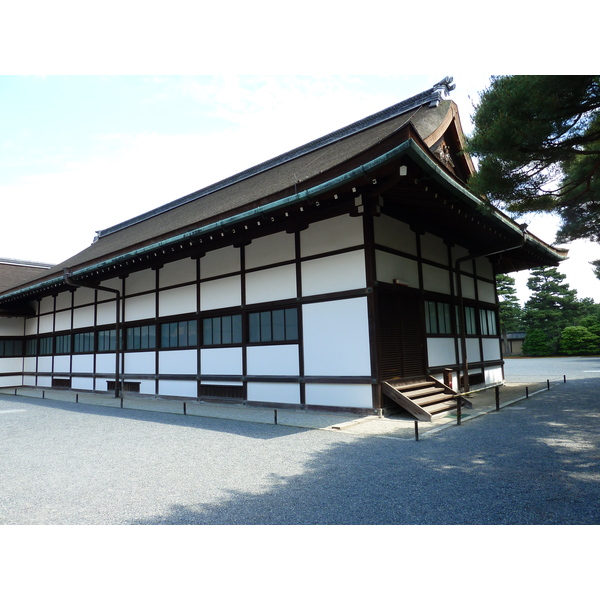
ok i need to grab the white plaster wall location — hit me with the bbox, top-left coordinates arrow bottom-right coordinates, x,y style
23,375 -> 36,386
485,366 -> 504,385
478,280 -> 497,304
246,345 -> 299,376
38,314 -> 54,333
37,376 -> 51,387
73,306 -> 95,329
38,357 -> 52,372
158,380 -> 197,398
452,246 -> 473,273
95,353 -> 116,374
54,310 -> 72,331
375,250 -> 419,287
200,347 -> 243,375
96,278 -> 121,300
125,293 -> 157,321
201,246 -> 240,279
482,338 -> 502,361
160,258 -> 197,288
124,352 -> 155,375
427,338 -> 456,367
73,287 -> 96,306
125,269 -> 156,294
72,354 -> 94,373
422,264 -> 451,295
200,276 -> 241,311
0,375 -> 23,387
475,257 -> 494,279
458,274 -> 476,299
466,339 -> 481,362
0,317 -> 24,336
24,357 -> 37,371
139,380 -> 156,395
159,285 -> 196,317
245,231 -> 295,269
72,377 -> 94,390
53,356 -> 70,372
246,264 -> 297,305
303,297 -> 371,377
96,301 -> 116,326
305,383 -> 372,409
300,214 -> 364,257
373,215 -> 417,256
247,382 -> 300,405
0,357 -> 23,373
39,296 -> 53,313
25,318 -> 38,336
421,233 -> 449,265
55,292 -> 72,311
159,350 -> 197,375
301,250 -> 366,297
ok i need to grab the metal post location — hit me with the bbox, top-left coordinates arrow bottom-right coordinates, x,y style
76,394 -> 79,403
274,409 -> 278,425
495,386 -> 500,411
547,379 -> 550,390
183,402 -> 187,416
564,375 -> 567,383
526,387 -> 529,398
414,421 -> 419,441
457,398 -> 462,426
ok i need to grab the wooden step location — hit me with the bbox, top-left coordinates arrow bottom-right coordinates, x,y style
428,400 -> 459,415
402,386 -> 442,399
414,392 -> 457,407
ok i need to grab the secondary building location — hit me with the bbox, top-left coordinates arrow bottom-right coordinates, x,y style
0,78 -> 567,418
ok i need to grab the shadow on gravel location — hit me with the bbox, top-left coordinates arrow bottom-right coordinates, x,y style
0,394 -> 299,441
130,378 -> 600,525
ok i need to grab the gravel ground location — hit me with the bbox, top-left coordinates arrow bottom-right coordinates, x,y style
1,358 -> 599,525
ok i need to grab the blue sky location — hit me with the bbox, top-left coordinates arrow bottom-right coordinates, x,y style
2,74 -> 600,304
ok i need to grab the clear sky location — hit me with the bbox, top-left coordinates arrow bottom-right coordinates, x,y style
2,74 -> 599,305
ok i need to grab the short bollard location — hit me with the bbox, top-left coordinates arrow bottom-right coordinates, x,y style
525,387 -> 529,398
564,375 -> 567,383
457,400 -> 462,426
274,409 -> 278,425
547,379 -> 550,390
76,394 -> 79,403
495,386 -> 500,411
414,421 -> 419,442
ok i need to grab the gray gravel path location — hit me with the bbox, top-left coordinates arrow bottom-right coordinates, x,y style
1,364 -> 599,524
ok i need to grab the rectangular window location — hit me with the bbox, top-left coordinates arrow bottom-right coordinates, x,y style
249,309 -> 298,343
0,339 -> 24,357
425,301 -> 452,335
203,315 -> 242,346
126,325 -> 156,350
98,329 -> 117,352
480,309 -> 498,336
465,306 -> 477,335
39,336 -> 53,356
55,334 -> 71,355
161,320 -> 198,349
25,338 -> 37,356
74,331 -> 95,353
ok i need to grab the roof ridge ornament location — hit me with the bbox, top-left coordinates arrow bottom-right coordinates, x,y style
429,76 -> 456,107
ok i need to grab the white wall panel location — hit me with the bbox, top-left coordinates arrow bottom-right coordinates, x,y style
482,338 -> 501,361
95,353 -> 116,374
305,383 -> 372,409
200,347 -> 243,375
302,251 -> 366,297
247,382 -> 300,405
53,356 -> 71,372
37,376 -> 51,387
466,339 -> 481,362
245,231 -> 295,269
0,375 -> 23,387
159,350 -> 197,375
54,310 -> 72,331
0,357 -> 23,373
200,276 -> 241,311
124,352 -> 155,375
73,287 -> 95,306
160,258 -> 197,288
38,357 -> 52,371
73,306 -> 95,329
373,215 -> 417,255
427,338 -> 456,367
23,375 -> 36,386
300,214 -> 364,257
96,301 -> 116,325
158,380 -> 197,398
246,264 -> 297,305
25,318 -> 38,336
24,357 -> 37,371
478,280 -> 496,304
38,314 -> 53,333
39,296 -> 53,313
125,269 -> 156,294
201,246 -> 240,279
459,274 -> 476,299
485,366 -> 504,385
72,377 -> 94,390
0,317 -> 24,336
159,285 -> 196,317
125,293 -> 156,321
422,264 -> 451,294
475,257 -> 494,279
303,298 -> 371,376
375,250 -> 419,287
55,292 -> 72,311
72,354 -> 94,373
246,345 -> 299,376
421,233 -> 449,265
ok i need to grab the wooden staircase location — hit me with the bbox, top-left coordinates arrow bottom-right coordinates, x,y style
382,376 -> 467,422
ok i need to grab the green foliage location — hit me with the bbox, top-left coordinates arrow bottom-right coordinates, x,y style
559,326 -> 600,355
523,329 -> 554,356
496,274 -> 523,332
468,75 -> 600,243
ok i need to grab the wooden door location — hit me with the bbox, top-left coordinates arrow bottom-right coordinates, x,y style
377,288 -> 426,380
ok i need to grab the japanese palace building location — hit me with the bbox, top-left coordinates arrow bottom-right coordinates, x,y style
0,78 -> 567,417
